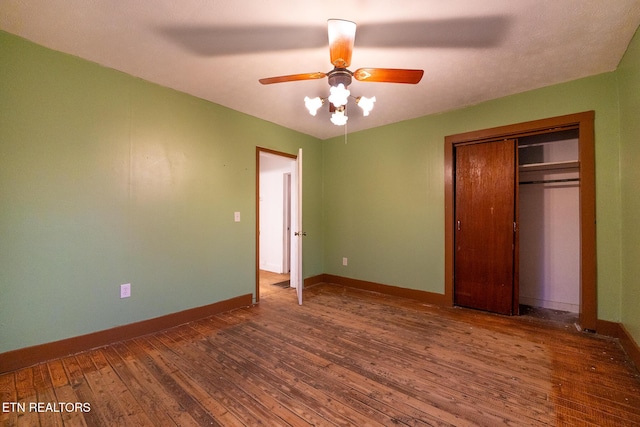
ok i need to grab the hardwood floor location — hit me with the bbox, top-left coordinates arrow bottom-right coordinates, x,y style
2,283 -> 639,426
259,270 -> 290,297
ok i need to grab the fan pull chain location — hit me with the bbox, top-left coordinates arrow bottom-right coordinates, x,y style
344,116 -> 348,144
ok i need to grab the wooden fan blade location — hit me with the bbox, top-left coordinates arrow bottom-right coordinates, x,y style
353,68 -> 424,84
328,19 -> 356,68
259,72 -> 326,85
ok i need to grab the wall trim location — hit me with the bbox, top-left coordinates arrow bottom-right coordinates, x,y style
304,274 -> 326,288
0,294 -> 253,374
596,319 -> 640,372
323,274 -> 450,306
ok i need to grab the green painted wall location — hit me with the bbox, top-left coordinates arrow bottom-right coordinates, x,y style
323,73 -> 624,322
0,31 -> 323,353
617,26 -> 640,345
3,24 -> 638,355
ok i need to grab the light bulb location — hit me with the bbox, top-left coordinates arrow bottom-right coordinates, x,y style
328,84 -> 350,108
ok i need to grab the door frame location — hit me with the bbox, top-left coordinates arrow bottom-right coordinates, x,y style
444,111 -> 597,330
256,147 -> 297,303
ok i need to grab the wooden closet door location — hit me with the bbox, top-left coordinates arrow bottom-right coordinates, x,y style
454,140 -> 516,315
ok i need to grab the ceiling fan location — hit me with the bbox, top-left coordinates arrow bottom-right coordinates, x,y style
259,19 -> 424,125
259,19 -> 424,86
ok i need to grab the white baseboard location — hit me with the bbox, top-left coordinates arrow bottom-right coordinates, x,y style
260,262 -> 284,274
519,296 -> 579,313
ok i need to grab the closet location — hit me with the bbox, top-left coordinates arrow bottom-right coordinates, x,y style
452,129 -> 580,316
444,111 -> 596,330
518,129 -> 580,314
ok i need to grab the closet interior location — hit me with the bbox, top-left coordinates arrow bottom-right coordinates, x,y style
518,128 -> 580,316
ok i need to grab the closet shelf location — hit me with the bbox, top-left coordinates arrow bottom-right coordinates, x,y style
518,160 -> 579,172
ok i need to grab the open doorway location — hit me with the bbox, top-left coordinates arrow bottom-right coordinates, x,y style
256,148 -> 297,301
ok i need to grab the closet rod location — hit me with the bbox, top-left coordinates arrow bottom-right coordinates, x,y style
519,178 -> 580,185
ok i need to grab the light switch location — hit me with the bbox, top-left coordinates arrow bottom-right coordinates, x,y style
234,212 -> 241,222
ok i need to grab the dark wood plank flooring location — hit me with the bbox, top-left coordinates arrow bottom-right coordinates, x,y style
1,283 -> 639,426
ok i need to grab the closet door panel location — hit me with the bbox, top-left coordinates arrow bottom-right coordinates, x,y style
454,140 -> 516,315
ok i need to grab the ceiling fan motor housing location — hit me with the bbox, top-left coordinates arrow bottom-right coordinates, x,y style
328,68 -> 353,88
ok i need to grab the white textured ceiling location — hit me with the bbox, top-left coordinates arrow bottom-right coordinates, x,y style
2,0 -> 640,139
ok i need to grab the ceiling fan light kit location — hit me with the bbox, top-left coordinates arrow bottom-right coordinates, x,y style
259,19 -> 423,126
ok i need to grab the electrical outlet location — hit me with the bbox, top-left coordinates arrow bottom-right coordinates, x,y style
120,283 -> 131,299
234,211 -> 241,222
342,257 -> 348,266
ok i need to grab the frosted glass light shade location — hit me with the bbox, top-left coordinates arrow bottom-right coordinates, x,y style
357,96 -> 376,116
330,109 -> 348,126
328,84 -> 350,108
304,96 -> 323,116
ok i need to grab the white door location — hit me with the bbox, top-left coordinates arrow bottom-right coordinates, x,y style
282,173 -> 291,274
290,148 -> 304,305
